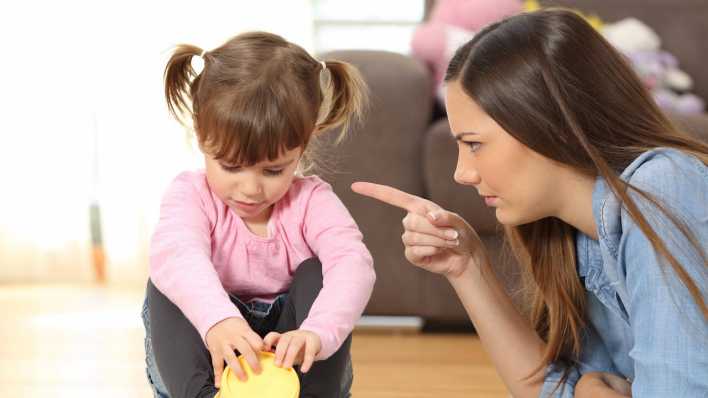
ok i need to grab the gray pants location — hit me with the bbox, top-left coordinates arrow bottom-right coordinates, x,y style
142,258 -> 353,398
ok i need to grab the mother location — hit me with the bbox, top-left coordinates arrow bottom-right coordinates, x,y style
353,10 -> 707,398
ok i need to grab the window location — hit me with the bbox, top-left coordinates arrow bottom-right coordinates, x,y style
312,0 -> 425,54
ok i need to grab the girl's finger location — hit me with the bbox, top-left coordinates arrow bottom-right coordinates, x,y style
223,346 -> 247,382
244,330 -> 265,353
235,338 -> 262,375
282,337 -> 305,369
211,352 -> 224,388
263,332 -> 281,352
274,334 -> 293,367
300,339 -> 318,373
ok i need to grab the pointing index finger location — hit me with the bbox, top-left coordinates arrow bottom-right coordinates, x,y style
351,182 -> 433,215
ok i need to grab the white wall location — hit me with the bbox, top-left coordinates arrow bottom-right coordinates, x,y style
0,0 -> 314,284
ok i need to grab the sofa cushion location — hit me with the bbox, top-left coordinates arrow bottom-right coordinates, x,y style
320,50 -> 435,316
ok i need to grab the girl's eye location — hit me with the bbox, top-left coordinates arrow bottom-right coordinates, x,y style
463,141 -> 482,153
264,169 -> 284,176
220,164 -> 241,173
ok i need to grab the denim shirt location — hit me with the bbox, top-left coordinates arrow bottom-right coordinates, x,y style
540,148 -> 708,397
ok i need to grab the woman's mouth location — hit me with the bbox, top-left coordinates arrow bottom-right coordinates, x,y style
483,196 -> 498,206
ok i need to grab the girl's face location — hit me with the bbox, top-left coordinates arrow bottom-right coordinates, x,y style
444,81 -> 565,226
204,147 -> 303,223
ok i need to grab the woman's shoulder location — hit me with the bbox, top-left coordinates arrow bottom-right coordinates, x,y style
621,148 -> 706,194
594,148 -> 707,248
622,148 -> 706,221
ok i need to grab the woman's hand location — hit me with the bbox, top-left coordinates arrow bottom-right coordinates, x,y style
352,182 -> 487,278
263,330 -> 321,373
205,317 -> 264,386
576,372 -> 632,397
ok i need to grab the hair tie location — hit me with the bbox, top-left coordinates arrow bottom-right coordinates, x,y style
191,50 -> 206,75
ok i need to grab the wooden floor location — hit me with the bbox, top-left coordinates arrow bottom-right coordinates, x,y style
0,285 -> 508,397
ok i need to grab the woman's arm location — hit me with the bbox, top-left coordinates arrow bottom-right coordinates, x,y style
448,255 -> 547,397
353,182 -> 634,398
575,372 -> 631,398
353,182 -> 545,397
617,152 -> 708,396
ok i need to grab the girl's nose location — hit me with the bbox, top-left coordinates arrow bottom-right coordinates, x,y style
239,176 -> 263,197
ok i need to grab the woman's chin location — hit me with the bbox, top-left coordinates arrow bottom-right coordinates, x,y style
495,208 -> 538,227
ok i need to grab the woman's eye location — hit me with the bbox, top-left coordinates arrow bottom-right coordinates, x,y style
264,169 -> 284,176
463,141 -> 481,153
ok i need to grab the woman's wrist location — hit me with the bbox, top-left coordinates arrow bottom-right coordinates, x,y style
446,253 -> 487,284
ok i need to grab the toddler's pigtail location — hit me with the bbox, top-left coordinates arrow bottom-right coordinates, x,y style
164,44 -> 207,126
315,60 -> 369,142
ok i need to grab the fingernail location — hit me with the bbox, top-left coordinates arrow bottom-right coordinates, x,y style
427,211 -> 438,220
448,239 -> 459,246
446,230 -> 458,239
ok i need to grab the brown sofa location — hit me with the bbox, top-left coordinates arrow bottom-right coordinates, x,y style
321,1 -> 708,325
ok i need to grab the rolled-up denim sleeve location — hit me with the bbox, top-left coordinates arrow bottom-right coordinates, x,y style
539,363 -> 580,398
539,315 -> 618,397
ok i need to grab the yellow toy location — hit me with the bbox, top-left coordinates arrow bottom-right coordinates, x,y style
215,351 -> 300,398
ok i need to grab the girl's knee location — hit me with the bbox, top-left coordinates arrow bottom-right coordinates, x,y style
292,258 -> 323,290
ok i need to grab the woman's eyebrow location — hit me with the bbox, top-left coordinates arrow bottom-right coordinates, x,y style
454,132 -> 479,140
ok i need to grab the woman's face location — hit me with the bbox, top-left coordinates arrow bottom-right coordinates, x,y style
444,81 -> 563,226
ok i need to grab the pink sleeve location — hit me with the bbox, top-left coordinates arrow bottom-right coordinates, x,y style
298,179 -> 376,360
149,172 -> 242,346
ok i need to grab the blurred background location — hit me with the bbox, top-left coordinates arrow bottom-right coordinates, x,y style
0,0 -> 424,287
2,0 -> 706,396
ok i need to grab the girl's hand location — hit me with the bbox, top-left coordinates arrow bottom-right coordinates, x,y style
263,330 -> 321,373
576,372 -> 632,397
205,317 -> 264,386
351,182 -> 487,278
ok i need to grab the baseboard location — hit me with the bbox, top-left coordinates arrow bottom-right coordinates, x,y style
354,315 -> 424,333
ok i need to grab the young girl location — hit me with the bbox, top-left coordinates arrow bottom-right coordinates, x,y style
353,9 -> 707,398
141,32 -> 376,398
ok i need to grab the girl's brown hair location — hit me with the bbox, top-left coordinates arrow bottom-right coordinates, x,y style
445,9 -> 708,388
164,31 -> 367,171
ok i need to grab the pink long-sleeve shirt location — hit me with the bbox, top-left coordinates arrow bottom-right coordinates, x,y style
149,171 -> 375,360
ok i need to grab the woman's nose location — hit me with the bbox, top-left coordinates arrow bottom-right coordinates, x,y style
454,161 -> 481,186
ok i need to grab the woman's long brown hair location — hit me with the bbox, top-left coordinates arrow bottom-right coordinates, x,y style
445,9 -> 708,388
